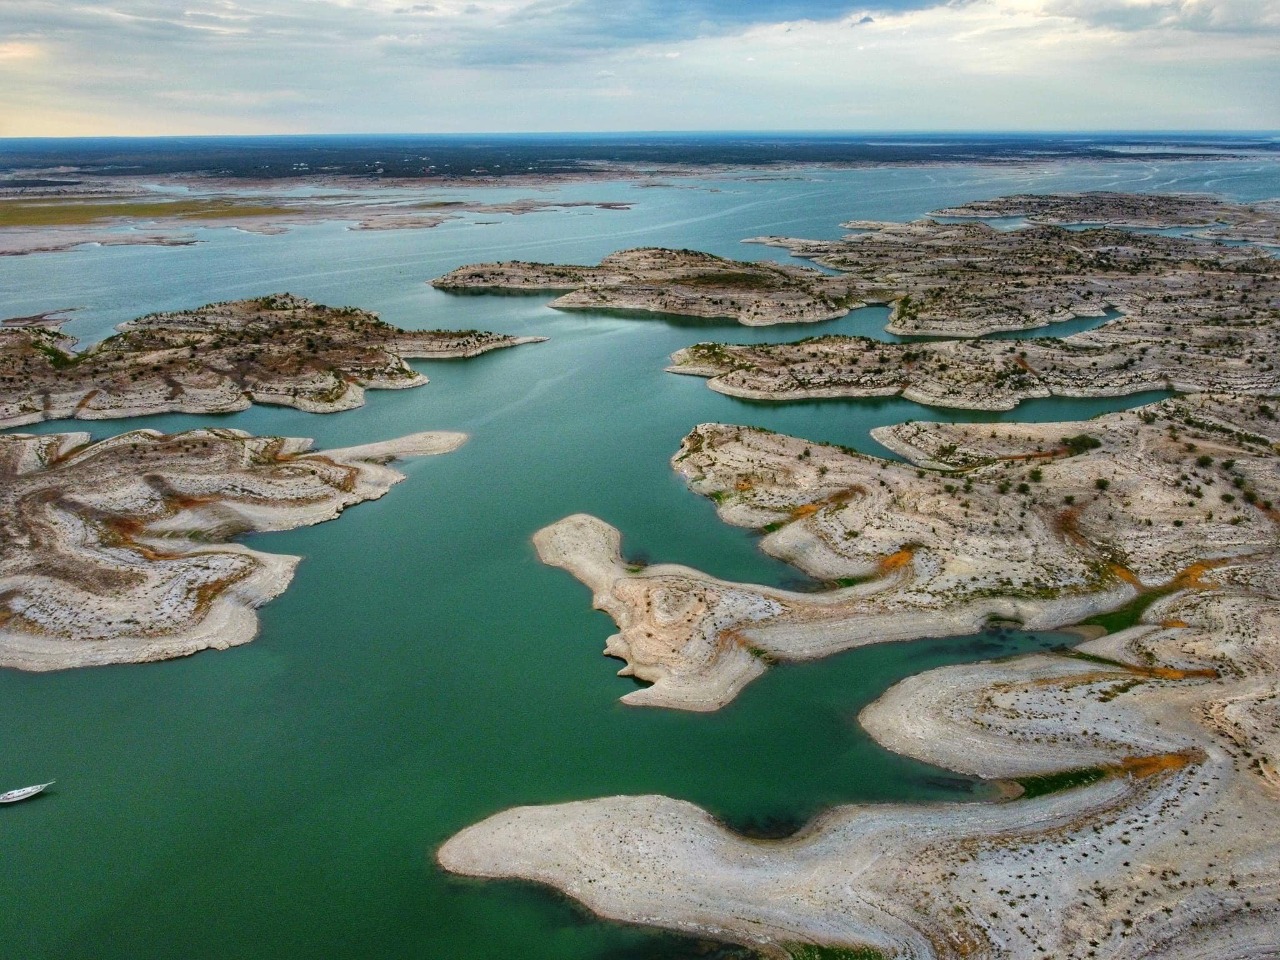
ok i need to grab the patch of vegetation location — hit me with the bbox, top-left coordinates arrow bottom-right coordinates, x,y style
679,270 -> 783,291
786,945 -> 887,960
1014,766 -> 1109,799
0,198 -> 292,228
1061,433 -> 1102,455
32,341 -> 79,369
833,574 -> 875,588
1078,589 -> 1171,634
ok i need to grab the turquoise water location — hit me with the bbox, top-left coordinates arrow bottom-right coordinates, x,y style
2,158 -> 1277,959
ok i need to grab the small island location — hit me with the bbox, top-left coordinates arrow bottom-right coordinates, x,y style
0,427 -> 463,670
0,294 -> 543,427
432,247 -> 861,325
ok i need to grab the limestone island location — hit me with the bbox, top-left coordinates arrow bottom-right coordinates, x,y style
0,427 -> 463,670
432,247 -> 863,325
662,193 -> 1279,409
934,191 -> 1280,245
442,393 -> 1280,957
0,294 -> 543,428
744,195 -> 1278,338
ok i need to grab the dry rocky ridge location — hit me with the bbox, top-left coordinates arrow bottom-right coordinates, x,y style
432,247 -> 861,325
0,427 -> 463,670
442,394 -> 1280,957
0,294 -> 542,427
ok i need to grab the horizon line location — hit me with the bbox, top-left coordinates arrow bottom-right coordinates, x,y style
3,129 -> 1279,144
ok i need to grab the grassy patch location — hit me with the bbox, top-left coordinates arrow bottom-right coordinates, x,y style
679,270 -> 783,291
0,198 -> 293,228
32,341 -> 79,369
1077,589 -> 1170,634
1061,433 -> 1102,456
833,574 -> 875,588
1014,766 -> 1108,799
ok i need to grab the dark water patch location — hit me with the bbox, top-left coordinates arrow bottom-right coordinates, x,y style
1015,766 -> 1109,799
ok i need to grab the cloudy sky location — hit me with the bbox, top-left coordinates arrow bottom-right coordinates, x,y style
1,0 -> 1277,136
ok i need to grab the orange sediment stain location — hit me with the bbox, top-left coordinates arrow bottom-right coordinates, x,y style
1144,665 -> 1218,681
878,546 -> 915,574
1053,506 -> 1085,545
1108,563 -> 1143,587
1113,751 -> 1199,779
1171,559 -> 1227,590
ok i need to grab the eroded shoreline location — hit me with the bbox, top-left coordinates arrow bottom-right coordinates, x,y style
0,294 -> 542,428
442,392 -> 1280,957
0,427 -> 464,670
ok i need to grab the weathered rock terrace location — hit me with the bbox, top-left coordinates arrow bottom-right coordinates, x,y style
0,427 -> 464,670
443,394 -> 1280,957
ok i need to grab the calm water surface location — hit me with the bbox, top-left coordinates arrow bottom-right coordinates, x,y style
2,159 -> 1276,959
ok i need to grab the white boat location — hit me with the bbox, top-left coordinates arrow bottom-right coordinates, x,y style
0,781 -> 54,804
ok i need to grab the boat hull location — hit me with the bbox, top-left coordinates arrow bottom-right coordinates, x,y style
0,782 -> 53,804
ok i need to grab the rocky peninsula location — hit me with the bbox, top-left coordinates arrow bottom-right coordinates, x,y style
0,427 -> 463,670
0,294 -> 542,428
442,393 -> 1280,957
432,247 -> 861,325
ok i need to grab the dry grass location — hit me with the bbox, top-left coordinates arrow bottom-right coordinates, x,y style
0,198 -> 293,228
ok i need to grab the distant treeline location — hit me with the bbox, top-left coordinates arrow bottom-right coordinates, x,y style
0,133 -> 1273,180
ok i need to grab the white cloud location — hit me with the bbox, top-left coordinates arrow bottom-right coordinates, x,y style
0,41 -> 45,63
0,0 -> 1275,134
1044,0 -> 1280,32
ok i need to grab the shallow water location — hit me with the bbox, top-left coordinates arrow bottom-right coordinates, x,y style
1,158 -> 1276,959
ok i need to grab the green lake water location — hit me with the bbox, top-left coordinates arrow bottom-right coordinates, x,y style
1,158 -> 1276,959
